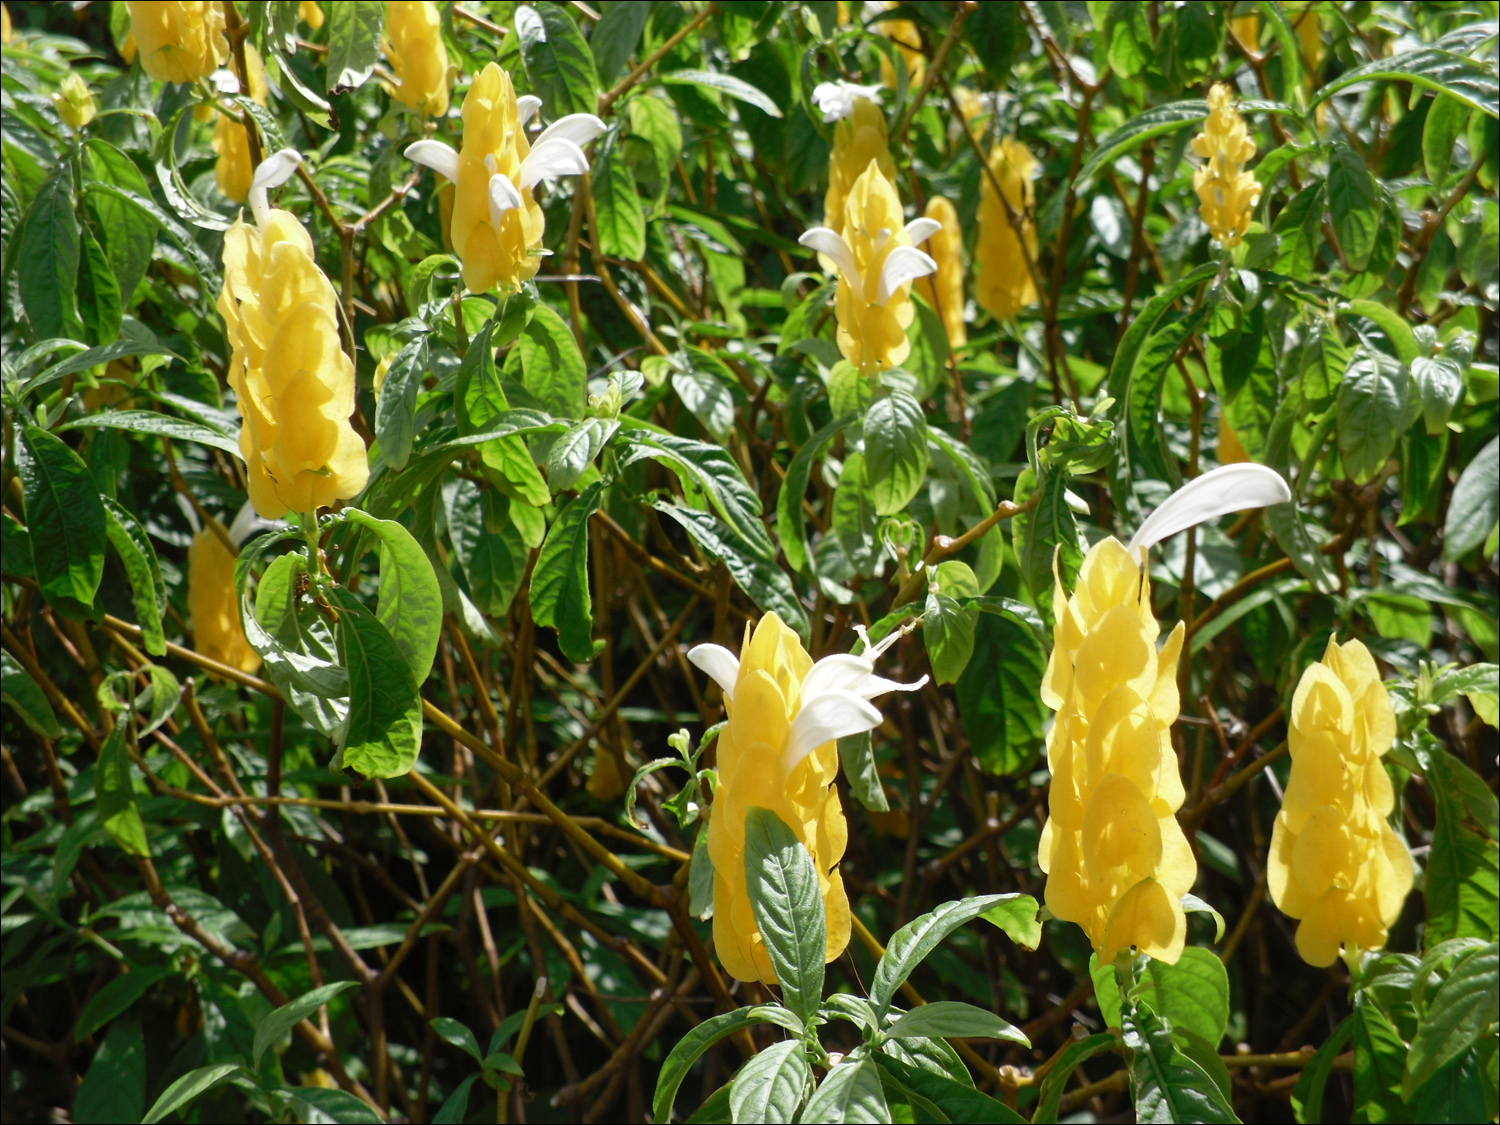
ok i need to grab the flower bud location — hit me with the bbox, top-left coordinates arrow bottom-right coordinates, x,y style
1039,537 -> 1196,965
912,196 -> 966,348
124,0 -> 228,85
1191,85 -> 1261,249
52,73 -> 97,130
383,0 -> 450,118
974,139 -> 1039,321
1268,638 -> 1412,967
188,529 -> 261,675
211,44 -> 268,203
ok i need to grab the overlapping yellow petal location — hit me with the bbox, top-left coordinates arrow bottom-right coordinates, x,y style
1039,538 -> 1194,965
824,96 -> 895,236
1268,638 -> 1412,967
833,161 -> 918,375
383,0 -> 450,118
218,206 -> 368,518
974,139 -> 1038,321
1191,84 -> 1261,249
211,44 -> 267,203
52,73 -> 97,130
188,529 -> 261,675
124,0 -> 227,85
913,196 -> 966,347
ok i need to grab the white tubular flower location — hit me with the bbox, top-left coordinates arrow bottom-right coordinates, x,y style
1127,463 -> 1292,558
247,147 -> 303,227
797,227 -> 936,309
813,80 -> 886,122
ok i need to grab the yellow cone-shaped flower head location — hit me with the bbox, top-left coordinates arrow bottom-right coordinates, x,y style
834,162 -> 922,374
383,0 -> 450,117
217,153 -> 369,518
188,529 -> 261,674
211,44 -> 267,203
53,73 -> 97,130
1192,84 -> 1261,249
1268,638 -> 1411,967
913,196 -> 966,348
877,2 -> 925,90
689,614 -> 925,984
124,0 -> 227,84
824,96 -> 896,237
974,138 -> 1039,321
1039,537 -> 1196,965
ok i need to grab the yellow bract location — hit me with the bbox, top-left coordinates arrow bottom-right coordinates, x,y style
188,529 -> 261,675
383,0 -> 450,118
974,139 -> 1038,321
218,206 -> 369,518
300,0 -> 325,31
1268,638 -> 1412,967
1039,537 -> 1195,965
877,2 -> 925,90
823,96 -> 895,237
834,162 -> 918,375
211,45 -> 267,203
124,0 -> 227,85
1,4 -> 11,45
913,196 -> 966,348
451,63 -> 545,294
707,614 -> 851,984
1191,84 -> 1261,249
53,73 -> 97,130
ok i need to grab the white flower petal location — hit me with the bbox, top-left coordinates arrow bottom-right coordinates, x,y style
404,139 -> 461,183
798,227 -> 861,289
516,94 -> 544,125
228,499 -> 283,547
518,137 -> 591,190
687,644 -> 740,702
859,673 -> 928,700
248,148 -> 303,226
488,173 -> 523,230
782,689 -> 882,774
876,246 -> 937,306
811,80 -> 885,122
532,112 -> 607,149
1127,463 -> 1293,555
801,654 -> 876,700
904,217 -> 942,245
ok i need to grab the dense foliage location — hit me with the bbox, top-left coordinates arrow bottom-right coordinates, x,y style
1,1 -> 1497,1123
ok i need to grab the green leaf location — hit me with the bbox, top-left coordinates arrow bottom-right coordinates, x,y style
651,1005 -> 792,1124
978,894 -> 1042,949
1290,1013 -> 1354,1123
430,1016 -> 483,1063
672,368 -> 736,443
375,336 -> 427,472
1442,436 -> 1498,562
775,415 -> 850,573
1342,299 -> 1420,365
1,650 -> 62,739
887,1001 -> 1028,1045
74,1012 -> 147,1125
743,807 -> 826,1027
1079,100 -> 1209,186
728,1040 -> 810,1123
1337,351 -> 1412,485
61,409 -> 242,460
1011,462 -> 1081,608
1138,947 -> 1231,1048
803,1054 -> 887,1123
660,69 -> 782,118
875,1052 -> 1025,1122
1424,94 -> 1468,187
547,418 -> 617,493
838,730 -> 889,813
341,509 -> 442,686
1328,142 -> 1383,272
777,278 -> 836,357
923,562 -> 978,685
432,1074 -> 481,1123
17,162 -> 81,340
253,980 -> 361,1070
520,304 -> 587,419
834,452 -> 882,576
18,424 -> 106,620
17,323 -> 180,398
1403,944 -> 1499,1099
74,965 -> 171,1042
620,429 -> 774,559
965,1 -> 1022,83
142,1063 -> 247,1125
77,222 -> 122,348
96,724 -> 149,857
906,294 -> 950,399
590,0 -> 650,84
593,126 -> 646,260
446,481 -> 528,618
1181,893 -> 1227,942
1352,998 -> 1409,1122
1032,1033 -> 1119,1123
865,389 -> 930,516
101,497 -> 166,656
330,588 -> 424,778
517,2 -> 600,119
1412,355 -> 1467,435
956,611 -> 1048,776
1121,993 -> 1239,1123
531,481 -> 604,663
870,894 -> 1018,1015
1312,47 -> 1500,120
280,1087 -> 383,1123
82,139 -> 158,312
324,0 -> 383,91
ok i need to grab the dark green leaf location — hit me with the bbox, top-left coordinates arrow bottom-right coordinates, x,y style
838,730 -> 889,813
253,981 -> 361,1070
1,651 -> 61,739
342,509 -> 442,686
593,126 -> 646,260
1032,1033 -> 1118,1123
76,222 -> 122,347
1337,352 -> 1412,485
1290,1014 -> 1354,1123
743,807 -> 826,1027
651,1005 -> 793,1124
102,497 -> 166,656
96,725 -> 148,856
432,1074 -> 481,1124
18,424 -> 106,619
517,2 -> 600,119
330,588 -> 424,778
61,409 -> 242,459
775,415 -> 850,573
888,1001 -> 1027,1045
142,1063 -> 247,1125
956,611 -> 1048,776
1403,944 -> 1499,1099
1328,142 -> 1382,272
74,1012 -> 147,1125
1121,993 -> 1238,1123
728,1040 -> 810,1123
375,336 -> 427,472
17,162 -> 81,340
324,0 -> 383,91
590,0 -> 650,85
871,894 -> 1017,1014
865,389 -> 929,516
531,481 -> 604,663
1312,48 -> 1500,119
446,480 -> 528,618
660,70 -> 782,118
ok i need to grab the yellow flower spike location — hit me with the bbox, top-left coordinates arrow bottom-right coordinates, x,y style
123,0 -> 228,85
1,4 -> 11,45
211,44 -> 267,203
813,83 -> 896,237
404,63 -> 605,295
912,196 -> 967,348
217,150 -> 369,519
188,528 -> 261,675
299,0 -> 324,31
1191,84 -> 1262,250
1268,637 -> 1412,968
1041,465 -> 1292,965
383,0 -> 450,118
877,2 -> 926,90
1230,14 -> 1259,53
53,73 -> 97,131
798,164 -> 938,376
974,138 -> 1039,321
689,614 -> 926,984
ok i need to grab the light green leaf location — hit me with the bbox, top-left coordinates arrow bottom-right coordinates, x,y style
801,1055 -> 887,1123
743,807 -> 825,1028
324,0 -> 383,91
728,1040 -> 810,1124
1442,436 -> 1498,562
865,389 -> 929,516
530,481 -> 604,663
142,1063 -> 247,1125
96,726 -> 148,856
887,1001 -> 1028,1045
18,424 -> 106,619
520,304 -> 587,419
252,981 -> 361,1070
660,69 -> 783,118
330,588 -> 424,778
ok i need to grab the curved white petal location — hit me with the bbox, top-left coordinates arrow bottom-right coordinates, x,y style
516,94 -> 544,125
687,644 -> 740,702
533,112 -> 607,149
228,499 -> 283,547
248,148 -> 303,226
518,137 -> 591,190
404,139 -> 461,183
488,173 -> 523,230
876,246 -> 937,306
904,217 -> 942,245
798,227 -> 860,289
782,689 -> 882,774
811,80 -> 885,122
860,672 -> 928,699
801,654 -> 876,700
1127,463 -> 1293,555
